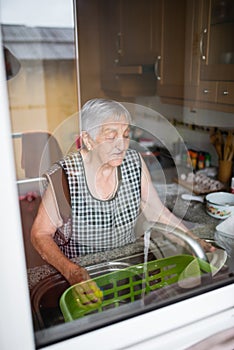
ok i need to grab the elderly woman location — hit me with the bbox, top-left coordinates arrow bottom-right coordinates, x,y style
31,99 -> 214,294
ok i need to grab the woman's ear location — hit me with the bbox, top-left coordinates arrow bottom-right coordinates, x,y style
81,131 -> 94,151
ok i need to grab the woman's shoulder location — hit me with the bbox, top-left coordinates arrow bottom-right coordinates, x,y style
123,149 -> 142,171
59,151 -> 81,166
126,148 -> 139,155
125,148 -> 141,161
45,162 -> 62,178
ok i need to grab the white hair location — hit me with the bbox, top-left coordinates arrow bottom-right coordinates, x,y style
81,98 -> 132,139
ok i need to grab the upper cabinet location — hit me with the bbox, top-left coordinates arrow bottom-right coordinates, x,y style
184,0 -> 234,111
157,0 -> 187,100
113,0 -> 161,66
95,0 -> 234,110
98,0 -> 160,97
98,0 -> 187,99
200,0 -> 234,81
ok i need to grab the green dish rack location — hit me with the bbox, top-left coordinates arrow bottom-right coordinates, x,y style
60,254 -> 212,322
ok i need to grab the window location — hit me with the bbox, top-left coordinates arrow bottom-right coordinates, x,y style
1,1 -> 234,348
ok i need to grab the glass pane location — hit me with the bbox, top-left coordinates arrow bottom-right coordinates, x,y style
1,0 -> 79,181
1,0 -> 79,267
1,1 -> 234,348
210,0 -> 234,64
1,0 -> 80,342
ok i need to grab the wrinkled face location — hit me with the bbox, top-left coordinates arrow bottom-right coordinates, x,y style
94,115 -> 130,167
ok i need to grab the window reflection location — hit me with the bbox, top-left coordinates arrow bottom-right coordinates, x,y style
2,24 -> 78,180
1,2 -> 79,268
1,1 -> 234,349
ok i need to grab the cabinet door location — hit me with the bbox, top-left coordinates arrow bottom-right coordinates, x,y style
217,82 -> 234,105
183,0 -> 234,111
99,0 -> 121,76
98,0 -> 158,96
200,0 -> 234,81
197,81 -> 218,102
157,0 -> 187,99
99,0 -> 161,68
119,0 -> 161,65
184,0 -> 203,101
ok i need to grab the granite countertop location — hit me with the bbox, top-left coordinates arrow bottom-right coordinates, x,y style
27,183 -> 221,291
154,183 -> 218,234
27,240 -> 151,290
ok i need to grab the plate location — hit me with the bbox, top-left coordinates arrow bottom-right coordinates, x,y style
178,249 -> 227,289
178,259 -> 201,288
206,249 -> 227,276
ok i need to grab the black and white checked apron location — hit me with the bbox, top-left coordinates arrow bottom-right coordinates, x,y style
54,149 -> 141,257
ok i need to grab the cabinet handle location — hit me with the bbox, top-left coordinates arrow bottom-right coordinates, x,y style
203,89 -> 209,94
154,56 -> 161,81
223,91 -> 229,95
116,32 -> 123,55
200,28 -> 207,61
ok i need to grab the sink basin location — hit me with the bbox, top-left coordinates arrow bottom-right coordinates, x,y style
31,225 -> 205,331
31,251 -> 157,330
30,232 -> 200,331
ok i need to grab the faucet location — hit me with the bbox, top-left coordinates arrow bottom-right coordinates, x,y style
144,222 -> 209,263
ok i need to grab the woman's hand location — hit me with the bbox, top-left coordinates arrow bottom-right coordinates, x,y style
67,264 -> 92,285
195,237 -> 216,253
67,264 -> 103,308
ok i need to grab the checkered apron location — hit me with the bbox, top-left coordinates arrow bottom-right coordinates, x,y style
56,149 -> 141,257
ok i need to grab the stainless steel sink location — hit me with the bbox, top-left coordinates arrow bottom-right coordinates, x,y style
30,250 -> 157,330
30,228 -> 207,331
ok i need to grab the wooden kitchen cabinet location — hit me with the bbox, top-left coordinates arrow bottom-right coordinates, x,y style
157,0 -> 187,100
194,80 -> 234,106
98,0 -> 160,97
217,82 -> 234,105
98,0 -> 187,99
197,81 -> 218,102
184,0 -> 234,111
197,81 -> 234,107
115,0 -> 161,66
200,0 -> 234,81
186,80 -> 234,111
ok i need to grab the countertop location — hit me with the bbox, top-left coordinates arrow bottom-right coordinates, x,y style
27,182 -> 223,291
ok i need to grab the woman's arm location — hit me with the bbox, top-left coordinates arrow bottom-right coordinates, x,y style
140,156 -> 215,252
31,184 -> 91,285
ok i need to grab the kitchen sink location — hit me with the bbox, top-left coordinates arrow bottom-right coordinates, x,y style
30,250 -> 157,331
30,227 -> 191,331
31,230 -> 224,331
30,238 -> 233,350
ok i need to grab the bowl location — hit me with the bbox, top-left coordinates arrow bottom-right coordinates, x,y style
205,192 -> 234,219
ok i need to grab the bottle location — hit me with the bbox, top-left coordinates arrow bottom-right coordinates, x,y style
181,151 -> 188,167
205,153 -> 211,168
230,177 -> 234,194
188,150 -> 198,170
198,152 -> 205,170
